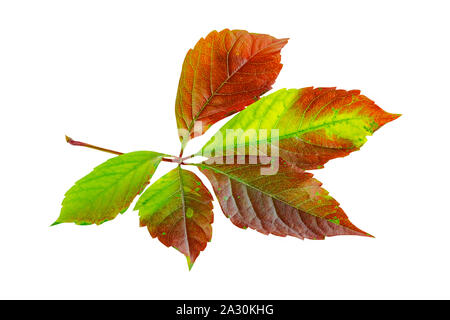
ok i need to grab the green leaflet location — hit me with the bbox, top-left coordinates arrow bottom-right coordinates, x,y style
135,167 -> 213,269
199,88 -> 400,169
53,151 -> 164,226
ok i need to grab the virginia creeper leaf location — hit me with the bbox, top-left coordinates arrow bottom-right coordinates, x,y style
175,29 -> 288,149
53,151 -> 164,226
135,167 -> 213,269
197,158 -> 370,239
201,87 -> 400,169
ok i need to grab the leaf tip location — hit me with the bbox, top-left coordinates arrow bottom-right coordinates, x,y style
376,111 -> 402,129
388,113 -> 402,122
50,220 -> 60,227
186,256 -> 194,271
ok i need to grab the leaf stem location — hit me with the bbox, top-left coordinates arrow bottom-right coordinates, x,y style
65,135 -> 123,156
162,158 -> 182,164
65,135 -> 178,163
180,154 -> 195,162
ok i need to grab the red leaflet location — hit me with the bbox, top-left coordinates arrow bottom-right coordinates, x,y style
175,29 -> 288,149
198,159 -> 370,239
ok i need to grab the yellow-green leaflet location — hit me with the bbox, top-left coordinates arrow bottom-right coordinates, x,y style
200,88 -> 400,169
135,167 -> 213,269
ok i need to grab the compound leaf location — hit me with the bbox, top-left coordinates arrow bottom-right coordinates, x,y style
197,158 -> 370,239
175,29 -> 288,149
135,167 -> 213,269
201,87 -> 400,169
53,151 -> 164,226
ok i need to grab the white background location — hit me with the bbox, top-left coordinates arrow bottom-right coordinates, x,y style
1,0 -> 449,299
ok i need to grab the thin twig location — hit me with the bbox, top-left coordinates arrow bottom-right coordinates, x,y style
65,135 -> 179,163
65,135 -> 123,156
